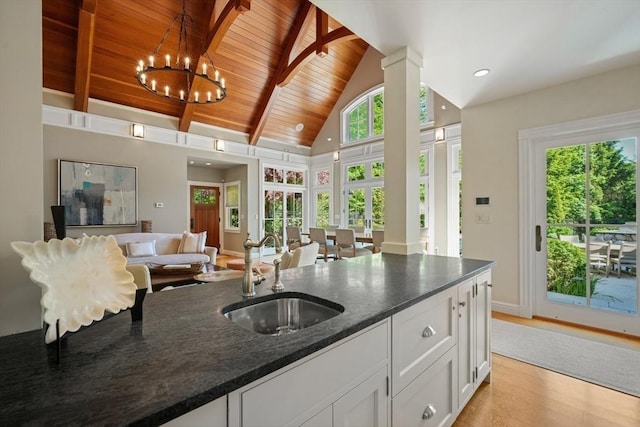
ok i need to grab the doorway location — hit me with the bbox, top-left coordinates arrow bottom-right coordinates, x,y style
190,185 -> 220,249
521,112 -> 639,335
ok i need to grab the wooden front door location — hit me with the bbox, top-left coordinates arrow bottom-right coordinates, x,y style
190,185 -> 220,249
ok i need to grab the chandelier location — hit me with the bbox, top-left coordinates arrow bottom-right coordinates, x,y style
135,0 -> 226,104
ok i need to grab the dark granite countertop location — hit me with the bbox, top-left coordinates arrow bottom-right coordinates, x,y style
0,253 -> 493,426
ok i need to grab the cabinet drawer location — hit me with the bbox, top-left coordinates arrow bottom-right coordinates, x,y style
391,286 -> 456,396
237,320 -> 389,427
392,346 -> 457,427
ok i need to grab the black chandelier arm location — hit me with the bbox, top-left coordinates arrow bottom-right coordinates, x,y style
135,67 -> 227,104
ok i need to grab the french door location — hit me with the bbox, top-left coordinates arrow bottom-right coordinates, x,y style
533,134 -> 638,334
264,189 -> 304,249
343,184 -> 384,230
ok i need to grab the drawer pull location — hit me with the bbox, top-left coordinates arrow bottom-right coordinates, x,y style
422,325 -> 436,338
459,301 -> 466,307
422,404 -> 437,420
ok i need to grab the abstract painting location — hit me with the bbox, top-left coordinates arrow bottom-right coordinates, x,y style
58,160 -> 137,226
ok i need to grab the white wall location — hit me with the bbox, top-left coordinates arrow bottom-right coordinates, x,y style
0,0 -> 44,335
462,63 -> 640,311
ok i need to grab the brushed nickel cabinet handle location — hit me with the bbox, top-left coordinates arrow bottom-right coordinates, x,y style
422,325 -> 436,338
422,404 -> 437,419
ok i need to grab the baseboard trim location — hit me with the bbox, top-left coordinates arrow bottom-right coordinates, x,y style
492,301 -> 522,317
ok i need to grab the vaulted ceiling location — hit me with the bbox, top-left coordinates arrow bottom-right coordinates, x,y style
42,0 -> 369,148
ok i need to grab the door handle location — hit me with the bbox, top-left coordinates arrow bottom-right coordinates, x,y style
535,225 -> 541,252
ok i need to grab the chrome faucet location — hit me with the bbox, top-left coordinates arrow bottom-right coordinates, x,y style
242,232 -> 282,297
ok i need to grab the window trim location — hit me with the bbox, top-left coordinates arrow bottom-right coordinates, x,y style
340,83 -> 434,146
223,180 -> 241,232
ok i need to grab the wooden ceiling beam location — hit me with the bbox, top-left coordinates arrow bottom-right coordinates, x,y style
179,0 -> 251,133
248,1 -> 314,145
316,8 -> 328,57
73,0 -> 97,112
278,26 -> 357,87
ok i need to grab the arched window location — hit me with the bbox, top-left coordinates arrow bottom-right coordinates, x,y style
341,84 -> 433,145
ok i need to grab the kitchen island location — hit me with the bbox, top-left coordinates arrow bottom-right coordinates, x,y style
0,253 -> 493,426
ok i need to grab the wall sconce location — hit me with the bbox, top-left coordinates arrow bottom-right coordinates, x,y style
333,151 -> 340,162
131,124 -> 145,138
215,139 -> 225,152
435,127 -> 445,142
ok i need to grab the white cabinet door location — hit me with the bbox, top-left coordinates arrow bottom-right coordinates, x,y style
392,346 -> 457,427
161,396 -> 226,427
475,270 -> 492,384
456,279 -> 475,408
391,286 -> 457,396
300,406 -> 333,427
333,366 -> 388,427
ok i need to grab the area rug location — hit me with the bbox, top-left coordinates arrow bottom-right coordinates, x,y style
492,319 -> 640,397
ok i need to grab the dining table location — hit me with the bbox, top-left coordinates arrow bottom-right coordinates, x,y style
302,230 -> 374,244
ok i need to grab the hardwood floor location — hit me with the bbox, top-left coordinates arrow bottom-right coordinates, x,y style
454,313 -> 640,427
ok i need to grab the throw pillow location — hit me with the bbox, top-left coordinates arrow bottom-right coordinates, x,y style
177,231 -> 207,254
126,241 -> 156,257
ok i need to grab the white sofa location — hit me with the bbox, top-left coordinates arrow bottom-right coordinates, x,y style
113,232 -> 217,266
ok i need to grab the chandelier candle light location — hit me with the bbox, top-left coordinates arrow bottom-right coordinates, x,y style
135,0 -> 227,104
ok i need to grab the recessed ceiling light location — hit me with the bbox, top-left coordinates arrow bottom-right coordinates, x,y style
441,105 -> 447,110
205,162 -> 211,166
295,123 -> 304,132
327,137 -> 332,142
473,68 -> 490,77
189,160 -> 195,164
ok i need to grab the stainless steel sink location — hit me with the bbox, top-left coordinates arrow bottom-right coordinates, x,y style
222,292 -> 344,336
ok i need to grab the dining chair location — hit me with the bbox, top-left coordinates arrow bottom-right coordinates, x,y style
285,225 -> 307,250
309,227 -> 338,261
335,228 -> 371,259
365,229 -> 384,253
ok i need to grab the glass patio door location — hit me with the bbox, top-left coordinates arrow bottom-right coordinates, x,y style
264,189 -> 304,251
344,185 -> 384,230
534,137 -> 638,334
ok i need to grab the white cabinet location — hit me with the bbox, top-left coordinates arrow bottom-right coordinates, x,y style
170,269 -> 492,427
333,366 -> 389,426
392,346 -> 457,427
391,286 -> 457,396
457,270 -> 492,410
228,320 -> 389,427
161,396 -> 226,427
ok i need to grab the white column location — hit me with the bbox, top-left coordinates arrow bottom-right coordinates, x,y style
0,0 -> 44,335
380,47 -> 424,255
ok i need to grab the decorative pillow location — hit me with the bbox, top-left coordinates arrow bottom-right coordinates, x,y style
177,231 -> 207,254
126,241 -> 156,257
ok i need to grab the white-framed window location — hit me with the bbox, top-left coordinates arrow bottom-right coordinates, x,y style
223,181 -> 240,232
419,145 -> 435,253
263,165 -> 306,247
341,84 -> 434,145
447,140 -> 462,256
312,167 -> 332,228
342,159 -> 385,230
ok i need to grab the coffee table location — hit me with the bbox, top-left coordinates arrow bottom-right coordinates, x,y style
150,263 -> 224,292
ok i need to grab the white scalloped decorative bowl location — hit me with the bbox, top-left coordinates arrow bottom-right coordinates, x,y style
11,235 -> 136,344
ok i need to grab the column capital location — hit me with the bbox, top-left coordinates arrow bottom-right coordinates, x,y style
381,46 -> 423,70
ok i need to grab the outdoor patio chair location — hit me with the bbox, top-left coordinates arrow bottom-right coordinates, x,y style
608,242 -> 637,277
588,242 -> 610,274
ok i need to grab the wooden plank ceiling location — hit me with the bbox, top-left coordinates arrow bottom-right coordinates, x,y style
42,0 -> 369,147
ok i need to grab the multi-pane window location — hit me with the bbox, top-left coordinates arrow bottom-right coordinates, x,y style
224,181 -> 240,231
313,168 -> 331,228
263,166 -> 306,246
342,84 -> 432,144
